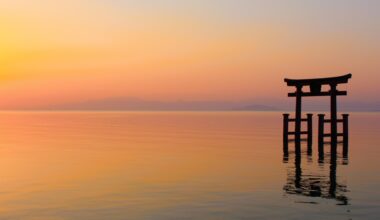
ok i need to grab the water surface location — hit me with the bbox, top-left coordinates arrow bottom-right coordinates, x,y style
0,112 -> 379,219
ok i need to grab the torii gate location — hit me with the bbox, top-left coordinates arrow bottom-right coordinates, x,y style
283,74 -> 352,154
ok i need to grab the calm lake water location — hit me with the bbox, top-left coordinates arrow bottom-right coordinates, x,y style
0,111 -> 379,219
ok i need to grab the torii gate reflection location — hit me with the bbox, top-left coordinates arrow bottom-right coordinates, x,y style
283,151 -> 349,205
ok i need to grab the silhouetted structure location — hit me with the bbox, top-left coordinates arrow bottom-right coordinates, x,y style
282,75 -> 352,205
283,74 -> 352,154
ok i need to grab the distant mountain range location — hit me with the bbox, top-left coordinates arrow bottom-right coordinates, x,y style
6,97 -> 380,112
45,97 -> 280,111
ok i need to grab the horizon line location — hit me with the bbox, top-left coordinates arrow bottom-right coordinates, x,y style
0,109 -> 378,113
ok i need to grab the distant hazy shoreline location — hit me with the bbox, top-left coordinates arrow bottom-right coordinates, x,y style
1,97 -> 378,112
0,110 -> 378,113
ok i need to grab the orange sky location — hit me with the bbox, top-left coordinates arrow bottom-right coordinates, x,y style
1,0 -> 379,109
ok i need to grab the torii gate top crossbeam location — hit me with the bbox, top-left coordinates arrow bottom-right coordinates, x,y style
284,74 -> 352,97
284,74 -> 352,87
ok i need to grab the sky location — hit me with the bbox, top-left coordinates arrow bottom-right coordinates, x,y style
0,0 -> 380,109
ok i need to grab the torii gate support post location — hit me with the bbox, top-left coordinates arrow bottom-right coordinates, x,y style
295,85 -> 302,152
283,114 -> 289,144
283,113 -> 289,156
330,83 -> 338,153
307,113 -> 313,150
318,114 -> 325,157
343,114 -> 349,157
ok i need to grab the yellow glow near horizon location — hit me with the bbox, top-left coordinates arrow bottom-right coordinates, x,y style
0,0 -> 379,109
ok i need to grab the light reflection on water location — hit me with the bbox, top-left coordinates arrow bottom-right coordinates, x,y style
0,111 -> 378,219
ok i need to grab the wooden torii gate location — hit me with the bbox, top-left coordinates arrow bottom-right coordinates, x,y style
283,74 -> 352,154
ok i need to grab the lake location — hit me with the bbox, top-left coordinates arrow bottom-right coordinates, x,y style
0,111 -> 379,219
